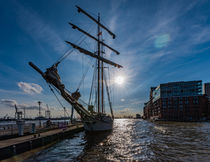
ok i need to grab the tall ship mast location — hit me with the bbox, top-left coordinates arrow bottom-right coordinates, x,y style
29,6 -> 122,131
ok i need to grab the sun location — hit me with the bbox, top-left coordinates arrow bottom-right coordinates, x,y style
115,76 -> 124,85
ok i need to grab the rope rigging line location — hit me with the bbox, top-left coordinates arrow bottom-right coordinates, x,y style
48,84 -> 71,118
78,98 -> 89,107
76,55 -> 95,91
88,60 -> 97,105
63,84 -> 89,107
104,69 -> 114,119
94,42 -> 98,110
47,77 -> 90,117
64,108 -> 70,117
56,36 -> 86,65
55,24 -> 95,65
108,67 -> 113,100
47,84 -> 66,109
74,29 -> 97,91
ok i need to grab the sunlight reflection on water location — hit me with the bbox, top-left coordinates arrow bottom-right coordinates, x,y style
25,119 -> 210,162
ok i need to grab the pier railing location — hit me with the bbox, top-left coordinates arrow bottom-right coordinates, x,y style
0,121 -> 72,138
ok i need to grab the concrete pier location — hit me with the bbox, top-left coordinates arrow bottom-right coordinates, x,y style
0,124 -> 84,161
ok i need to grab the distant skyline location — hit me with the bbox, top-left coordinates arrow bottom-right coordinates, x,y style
1,0 -> 210,118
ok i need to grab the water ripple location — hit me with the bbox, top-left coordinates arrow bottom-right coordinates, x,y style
25,119 -> 210,162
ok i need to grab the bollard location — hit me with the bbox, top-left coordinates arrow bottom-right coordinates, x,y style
13,145 -> 16,155
11,125 -> 13,135
31,123 -> 36,134
29,140 -> 32,150
16,120 -> 25,136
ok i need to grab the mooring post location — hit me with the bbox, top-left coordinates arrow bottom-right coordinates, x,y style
12,145 -> 16,155
29,140 -> 32,150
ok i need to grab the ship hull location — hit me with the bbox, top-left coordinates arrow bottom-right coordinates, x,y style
84,115 -> 113,131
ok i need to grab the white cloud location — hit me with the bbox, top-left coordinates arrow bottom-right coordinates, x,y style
0,99 -> 46,110
18,82 -> 43,95
0,99 -> 17,108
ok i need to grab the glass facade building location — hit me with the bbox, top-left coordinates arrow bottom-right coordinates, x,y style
153,80 -> 202,102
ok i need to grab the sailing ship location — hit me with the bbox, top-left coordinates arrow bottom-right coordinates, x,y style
29,6 -> 122,131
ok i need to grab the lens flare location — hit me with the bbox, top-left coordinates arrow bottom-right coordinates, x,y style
154,34 -> 170,48
115,76 -> 124,85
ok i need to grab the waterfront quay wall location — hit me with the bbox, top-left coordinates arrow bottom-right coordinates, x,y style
144,95 -> 208,121
0,124 -> 84,161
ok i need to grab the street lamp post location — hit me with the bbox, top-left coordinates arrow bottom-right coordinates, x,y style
38,101 -> 42,128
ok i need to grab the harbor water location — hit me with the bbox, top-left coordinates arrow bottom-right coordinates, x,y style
25,119 -> 210,161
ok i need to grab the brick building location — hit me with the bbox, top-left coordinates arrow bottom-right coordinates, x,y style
143,80 -> 208,121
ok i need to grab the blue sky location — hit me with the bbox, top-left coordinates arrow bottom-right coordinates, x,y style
1,0 -> 210,118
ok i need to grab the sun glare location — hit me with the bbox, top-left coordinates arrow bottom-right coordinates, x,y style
115,76 -> 124,85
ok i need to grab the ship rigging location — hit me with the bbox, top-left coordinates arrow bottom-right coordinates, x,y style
29,5 -> 122,131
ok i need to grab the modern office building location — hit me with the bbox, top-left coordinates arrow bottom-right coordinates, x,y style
203,83 -> 210,97
203,83 -> 210,119
143,80 -> 208,121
